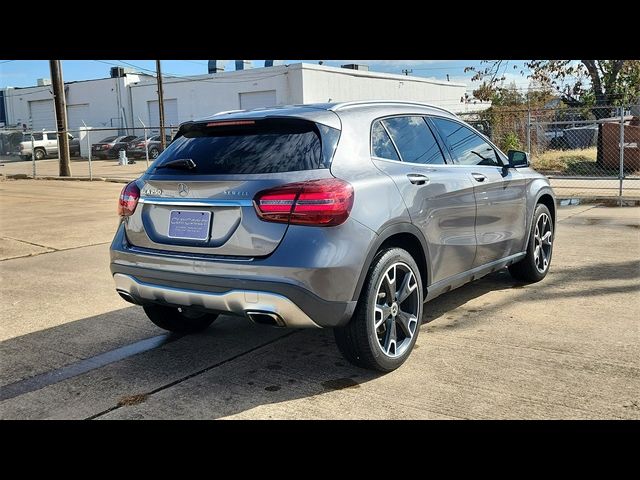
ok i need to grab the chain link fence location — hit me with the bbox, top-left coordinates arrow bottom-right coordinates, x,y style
459,104 -> 640,201
0,125 -> 179,181
3,107 -> 640,201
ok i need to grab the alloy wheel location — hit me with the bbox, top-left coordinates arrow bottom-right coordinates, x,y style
373,262 -> 420,358
533,213 -> 553,273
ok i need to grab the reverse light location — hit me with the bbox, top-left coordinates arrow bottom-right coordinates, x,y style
254,178 -> 354,227
118,181 -> 140,216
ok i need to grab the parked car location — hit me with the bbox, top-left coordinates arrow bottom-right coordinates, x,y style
126,134 -> 172,159
18,131 -> 81,160
91,135 -> 137,159
111,101 -> 556,372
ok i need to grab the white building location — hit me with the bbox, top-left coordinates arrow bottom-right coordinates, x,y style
1,62 -> 490,134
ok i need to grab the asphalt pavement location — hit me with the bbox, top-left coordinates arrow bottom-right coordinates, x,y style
1,179 -> 638,419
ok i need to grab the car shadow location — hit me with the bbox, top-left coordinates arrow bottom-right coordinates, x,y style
1,259 -> 637,419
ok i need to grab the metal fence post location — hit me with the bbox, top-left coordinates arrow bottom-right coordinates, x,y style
31,132 -> 36,178
83,121 -> 92,181
527,105 -> 531,154
619,105 -> 625,206
138,117 -> 149,168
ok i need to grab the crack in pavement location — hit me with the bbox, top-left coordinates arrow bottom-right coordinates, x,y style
85,330 -> 299,420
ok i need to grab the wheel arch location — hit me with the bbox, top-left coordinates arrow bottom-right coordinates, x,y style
352,223 -> 430,302
536,192 -> 556,226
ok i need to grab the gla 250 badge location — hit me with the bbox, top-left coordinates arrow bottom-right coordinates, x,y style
142,187 -> 162,196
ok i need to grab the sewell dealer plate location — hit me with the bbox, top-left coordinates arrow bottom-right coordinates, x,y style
168,210 -> 211,240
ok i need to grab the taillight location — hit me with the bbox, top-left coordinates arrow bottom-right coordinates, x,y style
118,181 -> 140,216
254,178 -> 354,226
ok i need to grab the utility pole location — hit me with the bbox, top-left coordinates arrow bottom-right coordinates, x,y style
156,60 -> 166,150
402,69 -> 412,76
50,60 -> 71,177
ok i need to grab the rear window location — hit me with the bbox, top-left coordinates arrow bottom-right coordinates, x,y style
100,136 -> 117,142
150,118 -> 338,175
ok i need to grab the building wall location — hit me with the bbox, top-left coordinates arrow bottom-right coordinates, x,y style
2,74 -> 145,132
298,64 -> 468,111
2,64 -> 489,134
128,65 -> 302,130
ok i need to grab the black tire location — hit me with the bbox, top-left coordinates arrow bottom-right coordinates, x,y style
143,304 -> 218,333
334,247 -> 423,372
149,147 -> 160,159
34,148 -> 46,160
509,203 -> 554,283
21,155 -> 31,161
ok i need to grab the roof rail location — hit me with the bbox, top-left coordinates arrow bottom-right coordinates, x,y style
209,109 -> 246,117
330,100 -> 455,115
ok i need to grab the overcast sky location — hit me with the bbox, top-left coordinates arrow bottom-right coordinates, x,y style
0,60 -> 534,92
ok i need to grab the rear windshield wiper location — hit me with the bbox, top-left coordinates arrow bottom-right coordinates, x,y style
155,158 -> 197,170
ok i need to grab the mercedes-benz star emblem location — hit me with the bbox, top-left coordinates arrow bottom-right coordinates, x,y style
177,183 -> 189,197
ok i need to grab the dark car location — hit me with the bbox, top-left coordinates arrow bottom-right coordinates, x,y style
91,135 -> 137,159
69,136 -> 81,157
126,134 -> 172,159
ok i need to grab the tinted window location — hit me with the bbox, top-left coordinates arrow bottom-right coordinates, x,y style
432,117 -> 500,166
382,116 -> 445,164
46,132 -> 57,141
152,118 -> 334,175
31,133 -> 43,141
371,121 -> 399,160
100,136 -> 117,142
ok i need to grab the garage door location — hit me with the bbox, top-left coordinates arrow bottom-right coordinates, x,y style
239,90 -> 277,110
29,99 -> 56,131
67,104 -> 90,130
148,99 -> 179,130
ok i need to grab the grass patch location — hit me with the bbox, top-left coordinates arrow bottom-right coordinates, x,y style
532,147 -> 599,174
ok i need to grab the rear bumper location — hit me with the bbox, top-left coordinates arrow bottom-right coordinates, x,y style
111,264 -> 356,328
110,215 -> 378,327
114,272 -> 323,328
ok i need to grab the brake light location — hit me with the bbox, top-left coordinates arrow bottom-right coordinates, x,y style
118,181 -> 140,216
206,120 -> 255,127
254,178 -> 354,226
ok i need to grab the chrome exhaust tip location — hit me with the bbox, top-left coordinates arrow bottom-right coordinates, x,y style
117,290 -> 140,305
245,311 -> 286,327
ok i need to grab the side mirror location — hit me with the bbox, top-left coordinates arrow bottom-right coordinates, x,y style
507,149 -> 530,168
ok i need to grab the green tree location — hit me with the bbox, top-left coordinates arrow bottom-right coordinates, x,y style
466,60 -> 640,108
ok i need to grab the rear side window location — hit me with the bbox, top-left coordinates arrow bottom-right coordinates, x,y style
432,117 -> 501,167
46,133 -> 57,141
382,116 -> 445,165
151,118 -> 338,175
371,121 -> 399,160
31,133 -> 43,141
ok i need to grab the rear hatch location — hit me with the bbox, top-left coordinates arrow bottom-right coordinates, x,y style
124,117 -> 340,257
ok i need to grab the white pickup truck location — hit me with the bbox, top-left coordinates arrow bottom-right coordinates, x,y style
17,131 -> 80,160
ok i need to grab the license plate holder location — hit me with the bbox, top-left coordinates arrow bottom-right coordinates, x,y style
168,210 -> 211,241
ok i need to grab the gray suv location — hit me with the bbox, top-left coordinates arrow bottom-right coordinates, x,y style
110,101 -> 555,371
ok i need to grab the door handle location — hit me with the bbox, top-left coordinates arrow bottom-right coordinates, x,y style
471,173 -> 487,182
407,173 -> 429,185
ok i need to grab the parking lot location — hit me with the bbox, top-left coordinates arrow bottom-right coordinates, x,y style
0,178 -> 638,419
